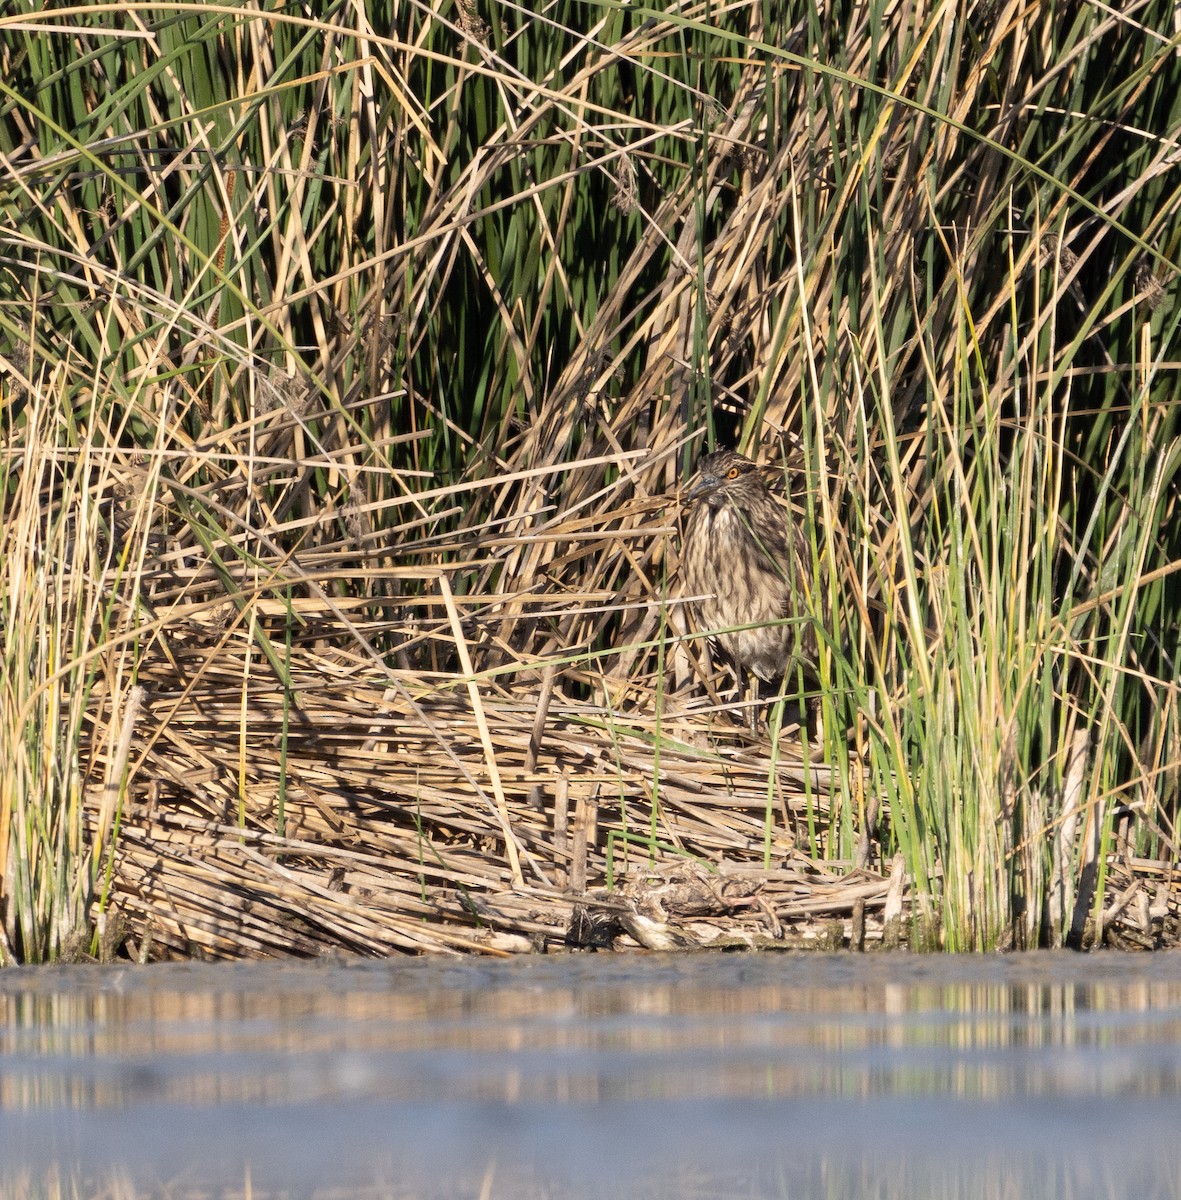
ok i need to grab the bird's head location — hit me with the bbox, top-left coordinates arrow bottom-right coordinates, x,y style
686,449 -> 761,509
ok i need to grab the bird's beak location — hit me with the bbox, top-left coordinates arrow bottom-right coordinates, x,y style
686,473 -> 721,502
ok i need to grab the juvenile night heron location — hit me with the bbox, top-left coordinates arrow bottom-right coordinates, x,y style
680,448 -> 819,731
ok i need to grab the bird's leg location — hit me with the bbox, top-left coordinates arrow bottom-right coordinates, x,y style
805,694 -> 824,745
747,671 -> 763,735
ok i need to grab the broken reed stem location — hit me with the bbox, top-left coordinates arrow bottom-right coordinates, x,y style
526,662 -> 557,812
882,851 -> 906,948
1070,748 -> 1105,948
1050,727 -> 1089,947
438,574 -> 525,888
96,685 -> 146,860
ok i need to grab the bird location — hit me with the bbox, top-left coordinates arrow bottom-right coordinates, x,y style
680,448 -> 819,732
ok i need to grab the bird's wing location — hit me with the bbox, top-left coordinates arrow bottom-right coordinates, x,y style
735,496 -> 794,570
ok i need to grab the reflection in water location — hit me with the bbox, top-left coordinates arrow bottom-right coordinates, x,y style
2,952 -> 1181,1198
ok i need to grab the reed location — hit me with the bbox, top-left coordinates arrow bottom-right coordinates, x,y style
0,0 -> 1178,960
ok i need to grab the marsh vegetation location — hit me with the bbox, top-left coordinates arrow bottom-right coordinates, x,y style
1,0 -> 1178,961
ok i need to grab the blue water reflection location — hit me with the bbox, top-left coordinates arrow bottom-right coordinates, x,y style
2,951 -> 1181,1198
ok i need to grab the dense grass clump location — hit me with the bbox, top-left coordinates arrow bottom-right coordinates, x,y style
0,1 -> 1178,960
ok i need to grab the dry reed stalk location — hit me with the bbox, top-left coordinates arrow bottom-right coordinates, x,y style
96,686 -> 146,860
1050,729 -> 1090,947
438,574 -> 525,888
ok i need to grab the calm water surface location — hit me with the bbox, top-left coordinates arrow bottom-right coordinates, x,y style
3,950 -> 1181,1198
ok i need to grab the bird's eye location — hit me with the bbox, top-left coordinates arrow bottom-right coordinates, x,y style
726,466 -> 741,480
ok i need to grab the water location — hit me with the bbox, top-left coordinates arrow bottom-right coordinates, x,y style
3,950 -> 1181,1198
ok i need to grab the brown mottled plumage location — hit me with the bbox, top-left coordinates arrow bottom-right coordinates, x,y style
680,449 -> 818,729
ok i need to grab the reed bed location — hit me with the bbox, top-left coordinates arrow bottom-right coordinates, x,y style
1,1 -> 1180,960
69,409 -> 892,958
99,658 -> 884,959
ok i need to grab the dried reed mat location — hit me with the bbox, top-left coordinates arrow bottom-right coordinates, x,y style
87,641 -> 895,960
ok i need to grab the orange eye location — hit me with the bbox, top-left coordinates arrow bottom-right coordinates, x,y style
726,466 -> 741,480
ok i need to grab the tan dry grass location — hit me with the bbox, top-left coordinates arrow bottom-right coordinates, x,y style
91,582 -> 888,957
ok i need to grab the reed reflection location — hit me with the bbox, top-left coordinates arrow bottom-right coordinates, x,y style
3,953 -> 1181,1112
